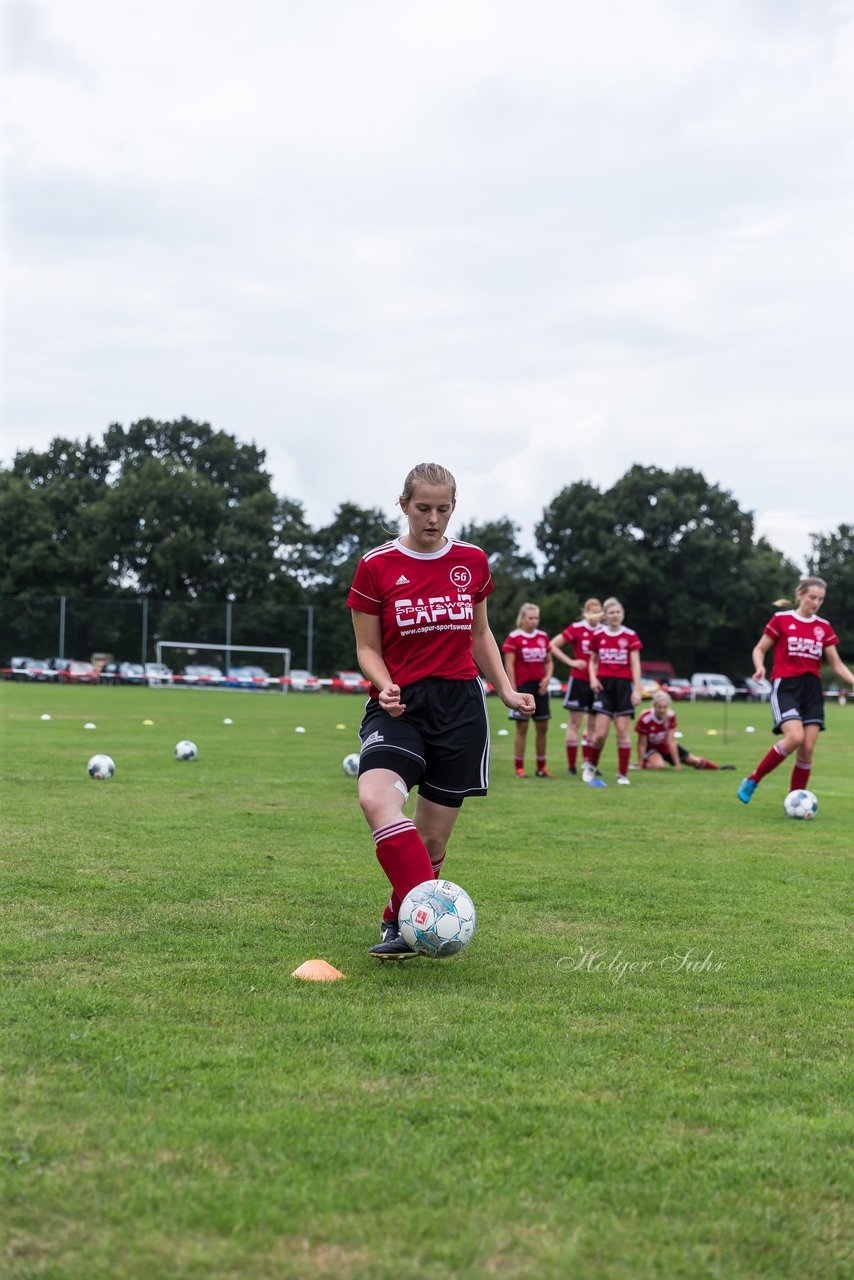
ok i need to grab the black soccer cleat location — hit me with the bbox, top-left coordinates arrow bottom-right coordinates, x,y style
368,932 -> 421,960
379,918 -> 399,944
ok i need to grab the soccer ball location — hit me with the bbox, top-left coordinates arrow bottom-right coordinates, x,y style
783,789 -> 818,820
399,880 -> 477,959
175,740 -> 198,761
342,753 -> 360,776
87,754 -> 115,780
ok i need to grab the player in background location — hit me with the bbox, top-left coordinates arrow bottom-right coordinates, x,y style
737,576 -> 854,804
587,597 -> 642,787
549,597 -> 603,777
502,603 -> 554,778
637,691 -> 735,771
348,462 -> 535,959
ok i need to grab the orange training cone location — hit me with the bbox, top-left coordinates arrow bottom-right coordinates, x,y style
291,959 -> 346,981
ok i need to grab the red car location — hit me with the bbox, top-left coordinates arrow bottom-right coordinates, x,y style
56,659 -> 99,684
331,670 -> 371,693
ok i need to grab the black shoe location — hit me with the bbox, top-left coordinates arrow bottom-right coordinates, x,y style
379,918 -> 399,943
567,767 -> 577,776
719,765 -> 736,771
368,933 -> 421,960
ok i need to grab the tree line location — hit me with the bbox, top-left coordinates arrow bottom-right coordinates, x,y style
1,418 -> 850,676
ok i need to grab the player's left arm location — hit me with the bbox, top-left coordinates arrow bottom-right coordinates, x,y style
824,645 -> 854,690
503,649 -> 517,690
539,645 -> 554,695
473,601 -> 534,716
629,650 -> 642,705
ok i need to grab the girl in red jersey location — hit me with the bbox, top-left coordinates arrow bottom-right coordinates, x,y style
502,602 -> 554,779
738,576 -> 854,804
550,597 -> 603,778
347,463 -> 535,959
587,597 -> 642,787
637,691 -> 734,771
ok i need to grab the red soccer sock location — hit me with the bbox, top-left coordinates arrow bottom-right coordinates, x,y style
589,744 -> 603,768
617,744 -> 630,777
790,760 -> 812,791
431,853 -> 446,880
581,736 -> 591,764
536,754 -> 547,772
566,740 -> 578,770
752,742 -> 790,783
373,820 -> 434,911
694,757 -> 720,770
514,755 -> 524,771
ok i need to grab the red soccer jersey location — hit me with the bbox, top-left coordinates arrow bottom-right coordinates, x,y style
347,538 -> 493,695
558,619 -> 600,682
501,629 -> 550,685
635,707 -> 676,749
764,610 -> 839,679
591,626 -> 642,679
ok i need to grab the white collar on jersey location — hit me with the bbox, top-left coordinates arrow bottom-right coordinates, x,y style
393,536 -> 455,560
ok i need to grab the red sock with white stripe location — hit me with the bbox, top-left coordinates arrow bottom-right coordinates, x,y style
751,742 -> 790,783
617,745 -> 630,777
790,760 -> 812,791
373,820 -> 434,920
589,744 -> 603,768
581,735 -> 591,765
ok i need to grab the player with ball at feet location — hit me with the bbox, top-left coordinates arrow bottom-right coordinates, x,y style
738,576 -> 854,807
347,462 -> 535,960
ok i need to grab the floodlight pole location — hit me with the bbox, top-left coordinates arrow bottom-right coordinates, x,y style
58,595 -> 66,659
225,602 -> 233,670
140,598 -> 149,664
306,605 -> 314,673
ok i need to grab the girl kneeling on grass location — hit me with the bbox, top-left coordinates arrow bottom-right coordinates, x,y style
738,576 -> 854,805
636,692 -> 735,771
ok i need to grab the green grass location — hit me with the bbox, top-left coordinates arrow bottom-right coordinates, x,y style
2,683 -> 852,1279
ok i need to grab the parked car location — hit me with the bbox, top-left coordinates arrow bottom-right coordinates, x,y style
226,665 -> 271,689
56,659 -> 99,684
145,662 -> 173,686
289,668 -> 321,692
102,662 -> 146,685
665,677 -> 693,701
547,676 -> 566,698
7,657 -> 57,682
331,670 -> 371,693
639,677 -> 662,700
735,676 -> 772,702
182,664 -> 225,685
691,673 -> 737,700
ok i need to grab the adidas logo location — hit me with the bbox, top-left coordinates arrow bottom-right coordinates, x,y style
363,731 -> 384,746
395,574 -> 410,585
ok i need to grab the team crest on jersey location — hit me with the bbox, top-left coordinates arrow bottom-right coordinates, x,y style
814,626 -> 825,641
619,636 -> 628,648
450,566 -> 472,590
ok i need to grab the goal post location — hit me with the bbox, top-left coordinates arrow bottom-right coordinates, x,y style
154,641 -> 292,690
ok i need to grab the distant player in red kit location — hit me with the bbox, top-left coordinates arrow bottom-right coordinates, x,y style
637,691 -> 735,771
738,576 -> 854,805
550,597 -> 603,777
502,603 -> 554,778
587,597 -> 642,787
347,463 -> 535,959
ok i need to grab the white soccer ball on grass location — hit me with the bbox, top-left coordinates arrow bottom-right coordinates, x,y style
783,789 -> 818,820
399,880 -> 477,959
88,754 -> 115,780
175,740 -> 198,761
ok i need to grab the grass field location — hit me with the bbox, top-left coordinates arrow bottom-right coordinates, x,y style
2,682 -> 852,1279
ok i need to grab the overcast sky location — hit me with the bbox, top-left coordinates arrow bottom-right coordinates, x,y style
3,0 -> 853,571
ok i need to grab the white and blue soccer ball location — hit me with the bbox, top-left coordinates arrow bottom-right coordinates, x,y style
342,753 -> 360,777
175,740 -> 198,761
87,753 -> 115,780
783,788 -> 818,820
399,880 -> 477,958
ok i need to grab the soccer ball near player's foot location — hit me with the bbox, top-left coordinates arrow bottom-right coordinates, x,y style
87,754 -> 115,780
783,789 -> 818,820
174,740 -> 198,761
342,753 -> 360,776
399,880 -> 477,958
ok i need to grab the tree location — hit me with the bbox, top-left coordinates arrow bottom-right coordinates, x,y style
456,517 -> 539,642
536,466 -> 798,674
808,524 -> 854,648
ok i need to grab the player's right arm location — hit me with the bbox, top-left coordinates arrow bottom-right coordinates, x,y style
588,649 -> 601,691
549,633 -> 584,670
636,731 -> 648,768
503,648 -> 517,690
351,610 -> 405,717
667,730 -> 681,770
751,632 -> 774,681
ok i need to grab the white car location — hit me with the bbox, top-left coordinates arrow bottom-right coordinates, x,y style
145,662 -> 173,686
691,673 -> 737,700
289,669 -> 321,692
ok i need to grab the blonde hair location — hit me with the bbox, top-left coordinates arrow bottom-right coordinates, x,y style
653,690 -> 671,708
516,602 -> 540,627
582,597 -> 603,621
602,596 -> 624,619
401,463 -> 457,505
773,576 -> 827,609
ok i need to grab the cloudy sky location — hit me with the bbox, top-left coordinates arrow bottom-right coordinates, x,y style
3,0 -> 853,569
